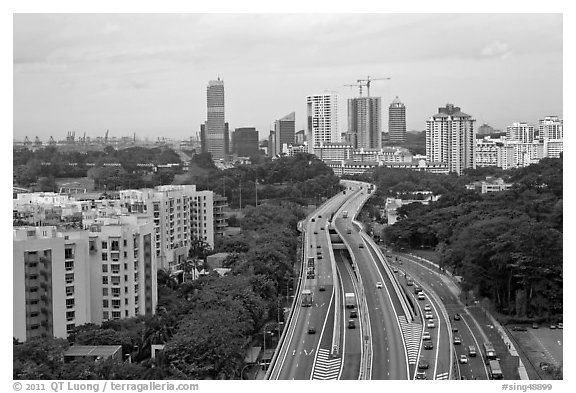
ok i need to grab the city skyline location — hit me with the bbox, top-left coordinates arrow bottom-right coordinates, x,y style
13,14 -> 562,142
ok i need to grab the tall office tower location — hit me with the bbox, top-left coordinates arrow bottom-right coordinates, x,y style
295,129 -> 306,145
306,93 -> 339,153
539,116 -> 563,140
347,97 -> 382,149
426,103 -> 476,175
274,112 -> 296,155
388,96 -> 406,144
506,122 -> 536,143
232,127 -> 259,157
204,78 -> 226,160
268,130 -> 277,157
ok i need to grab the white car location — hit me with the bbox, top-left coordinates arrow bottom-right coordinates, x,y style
425,312 -> 434,319
459,354 -> 468,364
418,292 -> 426,300
422,331 -> 431,341
424,304 -> 432,312
376,282 -> 383,289
427,320 -> 435,329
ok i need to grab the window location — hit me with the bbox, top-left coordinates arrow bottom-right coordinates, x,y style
111,264 -> 120,274
65,273 -> 74,284
112,311 -> 121,320
112,299 -> 121,309
30,312 -> 39,318
124,275 -> 128,282
111,276 -> 120,285
102,264 -> 108,273
124,298 -> 129,305
66,323 -> 75,332
29,274 -> 38,280
66,286 -> 74,296
103,311 -> 109,320
66,311 -> 75,321
124,263 -> 128,270
125,310 -> 129,317
102,288 -> 108,296
102,253 -> 108,261
30,287 -> 38,293
64,248 -> 74,259
135,296 -> 139,304
103,300 -> 109,308
65,260 -> 74,271
123,239 -> 127,247
112,287 -> 121,297
124,251 -> 128,258
102,276 -> 108,285
102,241 -> 108,249
66,298 -> 75,309
111,240 -> 120,251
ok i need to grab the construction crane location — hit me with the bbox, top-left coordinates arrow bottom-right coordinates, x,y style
356,76 -> 391,97
344,83 -> 365,97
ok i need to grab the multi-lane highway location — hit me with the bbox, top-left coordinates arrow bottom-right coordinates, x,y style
269,180 -> 490,381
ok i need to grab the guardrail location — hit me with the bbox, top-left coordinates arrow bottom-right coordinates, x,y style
265,229 -> 306,379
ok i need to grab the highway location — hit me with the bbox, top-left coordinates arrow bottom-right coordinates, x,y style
387,251 -> 491,380
335,182 -> 409,379
270,190 -> 350,379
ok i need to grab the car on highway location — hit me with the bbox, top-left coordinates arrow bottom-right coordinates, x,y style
532,323 -> 539,329
453,336 -> 462,345
317,245 -> 321,248
314,231 -> 318,235
418,360 -> 429,370
417,292 -> 426,300
320,227 -> 325,231
392,267 -> 398,273
311,218 -> 315,222
454,313 -> 461,321
376,282 -> 383,289
427,320 -> 435,329
558,322 -> 563,329
348,319 -> 356,329
424,341 -> 434,350
319,285 -> 326,292
468,345 -> 477,357
422,331 -> 431,341
358,243 -> 364,248
550,324 -> 557,329
425,312 -> 434,319
317,254 -> 323,259
414,285 -> 422,294
511,326 -> 528,331
424,304 -> 432,312
346,228 -> 352,234
459,354 -> 468,364
308,326 -> 316,334
350,310 -> 357,318
452,326 -> 459,333
415,372 -> 427,380
318,215 -> 322,218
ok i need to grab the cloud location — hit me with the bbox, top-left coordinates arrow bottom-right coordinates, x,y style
481,41 -> 513,59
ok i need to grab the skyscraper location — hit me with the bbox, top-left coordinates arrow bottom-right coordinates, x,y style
347,97 -> 381,149
306,93 -> 339,153
388,96 -> 406,144
274,112 -> 296,155
203,78 -> 226,160
539,116 -> 563,140
426,103 -> 476,175
232,127 -> 259,157
506,122 -> 536,143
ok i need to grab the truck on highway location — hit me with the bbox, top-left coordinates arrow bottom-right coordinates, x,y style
345,293 -> 356,308
488,360 -> 503,379
342,211 -> 348,218
302,289 -> 313,307
307,257 -> 315,268
483,343 -> 497,362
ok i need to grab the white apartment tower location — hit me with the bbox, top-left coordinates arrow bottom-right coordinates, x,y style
307,93 -> 339,153
13,217 -> 158,342
426,104 -> 476,175
506,122 -> 536,143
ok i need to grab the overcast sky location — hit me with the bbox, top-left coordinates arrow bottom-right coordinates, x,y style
13,13 -> 563,142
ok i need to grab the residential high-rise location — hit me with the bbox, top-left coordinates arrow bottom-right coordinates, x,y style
388,96 -> 406,144
539,116 -> 563,140
203,78 -> 226,160
426,103 -> 476,175
232,127 -> 259,157
274,112 -> 296,155
306,93 -> 339,153
347,97 -> 382,149
506,122 -> 536,143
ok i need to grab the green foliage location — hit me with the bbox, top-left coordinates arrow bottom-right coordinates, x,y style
381,158 -> 562,317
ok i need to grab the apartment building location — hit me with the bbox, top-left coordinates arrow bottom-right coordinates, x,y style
307,93 -> 339,153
